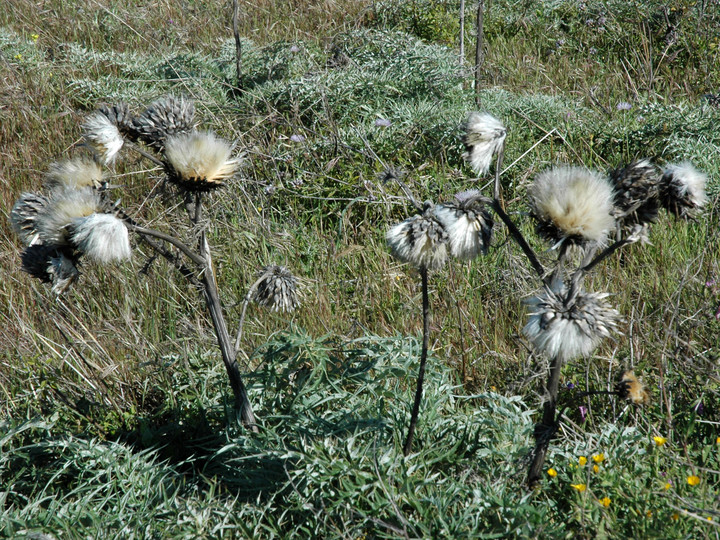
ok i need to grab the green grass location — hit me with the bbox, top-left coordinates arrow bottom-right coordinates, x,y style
1,0 -> 719,537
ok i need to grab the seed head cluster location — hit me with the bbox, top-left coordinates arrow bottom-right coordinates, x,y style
164,131 -> 239,191
387,201 -> 450,271
82,111 -> 125,165
609,159 -> 660,242
252,265 -> 301,312
615,370 -> 650,405
132,95 -> 196,150
462,112 -> 507,176
659,161 -> 707,218
434,190 -> 493,260
529,166 -> 616,247
524,279 -> 621,362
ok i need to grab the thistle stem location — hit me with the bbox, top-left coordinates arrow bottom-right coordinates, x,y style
194,193 -> 258,431
125,223 -> 206,266
233,276 -> 265,353
527,353 -> 563,487
491,199 -> 546,282
403,265 -> 430,456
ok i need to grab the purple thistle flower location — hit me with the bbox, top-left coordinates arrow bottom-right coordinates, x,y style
566,381 -> 575,389
375,118 -> 392,127
616,101 -> 632,111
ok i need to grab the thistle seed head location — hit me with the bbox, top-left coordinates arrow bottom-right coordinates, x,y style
252,265 -> 301,312
44,158 -> 105,191
97,102 -> 137,139
132,95 -> 196,149
47,251 -> 81,295
69,213 -> 132,263
22,245 -> 81,294
659,161 -> 707,219
609,159 -> 660,236
164,131 -> 239,192
36,188 -> 103,246
434,190 -> 493,260
615,370 -> 650,405
386,201 -> 449,271
81,112 -> 125,165
462,112 -> 507,176
523,279 -> 621,361
529,166 -> 615,247
11,192 -> 49,245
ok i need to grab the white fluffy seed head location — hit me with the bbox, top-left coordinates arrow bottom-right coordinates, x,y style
70,213 -> 131,263
37,188 -> 103,246
164,131 -> 239,191
434,196 -> 493,260
45,158 -> 105,191
82,112 -> 125,165
523,279 -> 621,362
387,202 -> 449,271
462,112 -> 507,176
659,161 -> 708,218
529,166 -> 616,246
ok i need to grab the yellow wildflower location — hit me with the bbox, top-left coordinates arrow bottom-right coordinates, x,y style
646,510 -> 652,518
579,456 -> 587,466
663,482 -> 671,490
593,465 -> 600,474
31,33 -> 39,41
671,513 -> 679,521
653,436 -> 667,446
687,475 -> 701,486
547,468 -> 557,478
592,453 -> 605,463
600,497 -> 611,507
716,436 -> 720,444
571,483 -> 586,492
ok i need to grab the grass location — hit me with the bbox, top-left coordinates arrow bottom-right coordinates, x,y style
1,0 -> 719,537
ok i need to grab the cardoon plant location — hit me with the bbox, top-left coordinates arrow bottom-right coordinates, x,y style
459,111 -> 709,486
10,95 -> 258,430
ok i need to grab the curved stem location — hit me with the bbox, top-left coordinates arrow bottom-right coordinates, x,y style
233,276 -> 264,353
403,265 -> 430,456
125,223 -> 206,266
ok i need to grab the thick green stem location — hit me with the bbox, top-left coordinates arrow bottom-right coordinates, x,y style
403,266 -> 430,456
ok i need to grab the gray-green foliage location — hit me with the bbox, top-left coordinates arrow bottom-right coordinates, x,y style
0,333 -> 547,538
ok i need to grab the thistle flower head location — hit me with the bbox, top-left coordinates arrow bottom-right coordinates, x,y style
251,265 -> 301,312
523,279 -> 621,361
609,159 -> 660,237
11,192 -> 49,245
659,161 -> 707,218
434,190 -> 493,260
97,102 -> 136,139
44,158 -> 105,191
615,370 -> 650,405
164,131 -> 239,192
132,95 -> 196,149
21,245 -> 80,294
386,201 -> 449,271
462,112 -> 507,176
36,188 -> 103,246
81,112 -> 125,165
529,166 -> 615,247
69,213 -> 131,263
